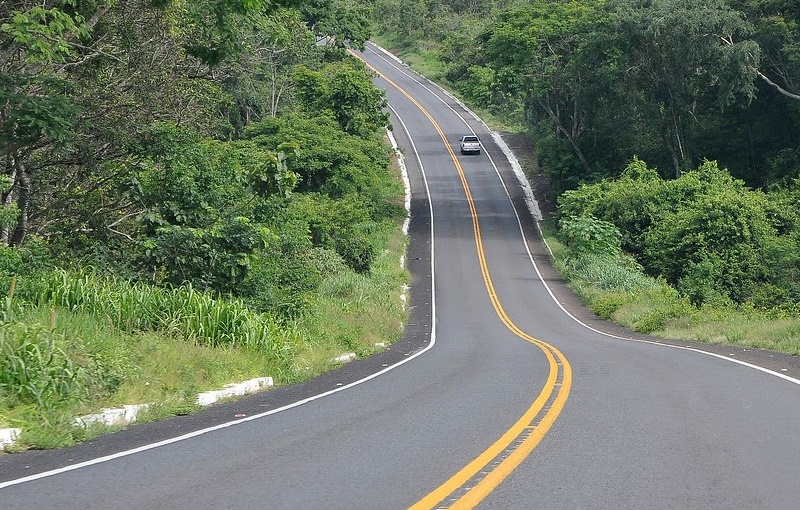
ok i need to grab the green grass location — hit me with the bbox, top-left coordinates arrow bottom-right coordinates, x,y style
0,218 -> 409,452
548,236 -> 800,354
656,308 -> 800,355
296,223 -> 408,376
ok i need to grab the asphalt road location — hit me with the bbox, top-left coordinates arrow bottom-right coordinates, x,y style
2,43 -> 800,509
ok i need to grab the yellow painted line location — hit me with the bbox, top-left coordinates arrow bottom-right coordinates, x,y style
354,51 -> 572,509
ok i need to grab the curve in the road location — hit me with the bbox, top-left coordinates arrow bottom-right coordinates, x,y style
354,51 -> 573,509
0,93 -> 443,494
361,43 -> 800,390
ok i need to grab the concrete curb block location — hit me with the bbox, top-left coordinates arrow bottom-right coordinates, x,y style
195,377 -> 273,407
333,353 -> 356,364
0,428 -> 20,449
1,376 -> 275,449
76,404 -> 150,427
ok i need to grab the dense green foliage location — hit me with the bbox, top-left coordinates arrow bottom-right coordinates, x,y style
1,0 -> 397,313
0,0 -> 413,447
374,0 -> 800,191
559,159 -> 800,309
373,0 -> 800,314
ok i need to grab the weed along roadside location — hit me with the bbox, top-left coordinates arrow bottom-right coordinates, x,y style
1,378 -> 277,450
0,347 -> 371,450
0,333 -> 382,451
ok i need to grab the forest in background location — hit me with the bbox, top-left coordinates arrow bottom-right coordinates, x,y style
372,0 -> 800,313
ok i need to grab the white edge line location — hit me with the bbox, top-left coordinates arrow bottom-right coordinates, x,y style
0,107 -> 438,491
367,42 -> 800,388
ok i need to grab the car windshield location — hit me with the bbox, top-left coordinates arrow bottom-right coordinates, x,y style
463,136 -> 478,142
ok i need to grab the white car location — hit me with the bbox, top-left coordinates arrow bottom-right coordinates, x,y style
459,135 -> 481,155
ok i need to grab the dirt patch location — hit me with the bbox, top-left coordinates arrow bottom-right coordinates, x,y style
498,131 -> 556,220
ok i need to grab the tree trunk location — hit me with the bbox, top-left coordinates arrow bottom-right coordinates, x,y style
540,99 -> 592,176
10,159 -> 29,247
0,154 -> 18,245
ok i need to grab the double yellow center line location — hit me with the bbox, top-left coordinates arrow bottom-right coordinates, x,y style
356,51 -> 572,509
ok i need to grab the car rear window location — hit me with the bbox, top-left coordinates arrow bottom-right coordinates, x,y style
463,136 -> 479,142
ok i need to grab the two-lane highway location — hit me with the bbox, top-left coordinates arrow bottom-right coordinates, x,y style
2,43 -> 800,509
359,44 -> 800,508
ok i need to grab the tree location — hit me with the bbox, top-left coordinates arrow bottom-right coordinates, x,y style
604,0 -> 760,177
729,0 -> 800,101
292,58 -> 389,138
224,8 -> 319,129
301,0 -> 373,50
473,0 -> 601,176
1,0 -> 315,253
1,1 -> 96,246
130,122 -> 299,291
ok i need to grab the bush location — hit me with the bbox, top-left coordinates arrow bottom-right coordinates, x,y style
238,223 -> 347,318
558,157 -> 664,252
558,159 -> 796,308
643,171 -> 773,304
559,216 -> 622,257
587,291 -> 632,319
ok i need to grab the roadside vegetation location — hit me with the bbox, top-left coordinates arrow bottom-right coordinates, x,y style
4,0 -> 799,451
371,0 -> 800,353
0,0 -> 406,450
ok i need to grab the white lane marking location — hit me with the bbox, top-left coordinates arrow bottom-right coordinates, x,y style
0,107 -> 439,490
366,43 -> 800,388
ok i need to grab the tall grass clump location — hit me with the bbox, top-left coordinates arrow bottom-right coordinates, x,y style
556,251 -> 693,333
25,269 -> 295,359
0,318 -> 98,449
559,252 -> 661,293
0,322 -> 83,410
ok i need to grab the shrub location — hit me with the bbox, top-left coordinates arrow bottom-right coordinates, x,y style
559,159 -> 794,308
559,216 -> 622,257
558,157 -> 664,252
643,174 -> 773,304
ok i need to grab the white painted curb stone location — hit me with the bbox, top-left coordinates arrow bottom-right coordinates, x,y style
0,428 -> 20,449
333,353 -> 356,364
1,377 -> 275,448
76,404 -> 150,427
195,377 -> 273,406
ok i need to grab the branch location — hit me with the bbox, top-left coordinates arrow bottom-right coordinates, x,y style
106,225 -> 134,241
757,70 -> 800,101
719,34 -> 800,101
85,5 -> 111,30
108,207 -> 143,241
